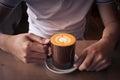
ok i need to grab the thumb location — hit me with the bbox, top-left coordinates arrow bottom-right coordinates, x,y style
26,33 -> 50,44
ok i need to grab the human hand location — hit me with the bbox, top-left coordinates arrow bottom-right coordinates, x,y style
74,39 -> 116,71
3,33 -> 50,63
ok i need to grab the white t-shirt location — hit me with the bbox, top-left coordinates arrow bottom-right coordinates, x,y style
0,0 -> 113,39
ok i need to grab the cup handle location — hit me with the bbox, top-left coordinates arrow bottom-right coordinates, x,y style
47,43 -> 52,58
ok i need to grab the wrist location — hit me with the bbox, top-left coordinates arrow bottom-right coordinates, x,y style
0,33 -> 12,51
101,36 -> 118,49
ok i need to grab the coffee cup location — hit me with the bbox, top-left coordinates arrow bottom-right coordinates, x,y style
50,33 -> 76,69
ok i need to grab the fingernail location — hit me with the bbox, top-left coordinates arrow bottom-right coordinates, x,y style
73,64 -> 77,68
79,66 -> 86,71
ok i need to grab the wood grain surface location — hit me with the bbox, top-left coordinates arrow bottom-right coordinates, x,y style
0,40 -> 120,80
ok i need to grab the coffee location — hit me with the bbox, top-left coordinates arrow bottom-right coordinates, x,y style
50,33 -> 76,69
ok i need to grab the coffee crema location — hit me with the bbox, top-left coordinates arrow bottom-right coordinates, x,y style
50,33 -> 76,46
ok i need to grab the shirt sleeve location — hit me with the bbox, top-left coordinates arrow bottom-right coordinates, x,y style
96,0 -> 113,3
0,0 -> 22,8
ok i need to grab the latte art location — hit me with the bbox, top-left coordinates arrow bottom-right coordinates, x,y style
55,35 -> 71,44
51,33 -> 76,46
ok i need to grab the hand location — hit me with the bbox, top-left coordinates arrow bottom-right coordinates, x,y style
3,33 -> 50,63
74,39 -> 115,71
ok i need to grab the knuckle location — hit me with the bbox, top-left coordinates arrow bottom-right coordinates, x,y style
28,33 -> 33,36
41,49 -> 46,53
23,41 -> 32,50
43,45 -> 48,49
103,59 -> 107,63
24,59 -> 29,63
37,37 -> 43,43
25,33 -> 33,38
84,62 -> 89,68
98,53 -> 103,59
91,49 -> 97,54
21,56 -> 28,63
39,47 -> 46,53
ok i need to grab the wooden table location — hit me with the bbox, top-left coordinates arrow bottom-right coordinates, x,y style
0,40 -> 120,80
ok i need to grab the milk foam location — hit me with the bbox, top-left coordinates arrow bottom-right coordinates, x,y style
55,35 -> 71,44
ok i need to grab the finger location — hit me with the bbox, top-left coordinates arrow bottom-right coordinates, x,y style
30,42 -> 49,53
27,33 -> 50,44
74,50 -> 87,68
78,52 -> 95,71
94,59 -> 111,71
96,62 -> 111,71
93,59 -> 106,70
86,54 -> 103,71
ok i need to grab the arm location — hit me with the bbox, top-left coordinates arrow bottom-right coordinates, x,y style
98,2 -> 120,45
0,2 -> 50,63
0,33 -> 50,63
74,2 -> 120,71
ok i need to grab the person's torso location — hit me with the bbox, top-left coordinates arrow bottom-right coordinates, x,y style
25,0 -> 94,39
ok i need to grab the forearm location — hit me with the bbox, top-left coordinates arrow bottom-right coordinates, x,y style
98,2 -> 120,44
